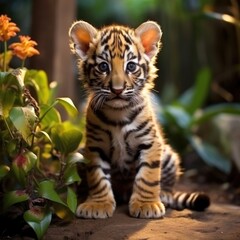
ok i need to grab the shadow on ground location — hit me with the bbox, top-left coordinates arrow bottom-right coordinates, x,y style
45,179 -> 240,240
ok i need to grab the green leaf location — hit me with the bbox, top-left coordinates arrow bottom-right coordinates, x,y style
3,190 -> 29,210
24,207 -> 45,223
12,151 -> 37,185
0,68 -> 26,89
66,152 -> 85,165
178,67 -> 211,114
0,69 -> 26,117
13,151 -> 37,172
35,130 -> 52,143
11,68 -> 26,88
56,97 -> 78,118
6,140 -> 18,156
164,106 -> 191,130
190,136 -> 231,174
51,123 -> 82,154
24,70 -> 50,105
0,69 -> 24,90
38,180 -> 66,206
24,208 -> 52,240
191,103 -> 240,126
9,106 -> 37,145
39,104 -> 61,128
0,50 -> 13,69
63,153 -> 84,185
52,202 -> 73,220
0,165 -> 10,180
67,187 -> 77,213
63,164 -> 81,185
0,88 -> 16,117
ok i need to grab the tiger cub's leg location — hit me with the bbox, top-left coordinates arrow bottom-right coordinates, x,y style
160,144 -> 181,208
129,143 -> 165,219
160,144 -> 181,192
76,151 -> 116,219
160,145 -> 210,211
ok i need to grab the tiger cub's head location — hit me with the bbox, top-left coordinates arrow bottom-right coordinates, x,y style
69,21 -> 162,110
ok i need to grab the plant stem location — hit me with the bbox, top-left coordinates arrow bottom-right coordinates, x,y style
21,59 -> 25,68
3,41 -> 7,72
3,118 -> 14,139
38,100 -> 58,123
30,124 -> 37,149
58,154 -> 66,186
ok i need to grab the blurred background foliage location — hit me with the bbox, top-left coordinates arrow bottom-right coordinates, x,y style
1,0 -> 240,188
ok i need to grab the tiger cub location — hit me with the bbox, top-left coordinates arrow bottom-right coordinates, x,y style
69,20 -> 210,219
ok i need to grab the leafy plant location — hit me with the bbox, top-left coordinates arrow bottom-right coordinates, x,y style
0,15 -> 84,239
158,67 -> 240,174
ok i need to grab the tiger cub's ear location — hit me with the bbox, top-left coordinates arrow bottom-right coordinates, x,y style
69,21 -> 97,59
135,21 -> 162,59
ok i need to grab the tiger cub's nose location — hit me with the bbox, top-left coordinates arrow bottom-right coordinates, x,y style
112,88 -> 124,95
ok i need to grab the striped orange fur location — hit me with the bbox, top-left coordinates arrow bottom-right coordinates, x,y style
69,21 -> 210,219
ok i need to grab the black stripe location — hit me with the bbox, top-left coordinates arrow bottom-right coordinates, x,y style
175,193 -> 189,209
182,193 -> 191,206
133,150 -> 141,162
109,144 -> 115,161
135,125 -> 153,138
124,119 -> 149,140
89,176 -> 109,191
104,45 -> 109,51
83,62 -> 92,80
132,142 -> 154,164
102,168 -> 111,175
126,141 -> 133,156
101,30 -> 112,45
88,146 -> 110,163
140,63 -> 148,78
86,125 -> 99,135
87,120 -> 112,141
91,183 -> 108,196
87,119 -> 105,132
127,51 -> 136,61
134,68 -> 142,78
86,133 -> 103,142
137,192 -> 156,200
138,160 -> 160,170
123,32 -> 133,45
138,143 -> 153,151
95,104 -> 144,126
161,175 -> 176,187
139,178 -> 160,187
135,182 -> 154,196
92,193 -> 112,201
162,153 -> 171,169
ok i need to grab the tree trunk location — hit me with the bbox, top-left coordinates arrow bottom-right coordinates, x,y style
31,0 -> 76,100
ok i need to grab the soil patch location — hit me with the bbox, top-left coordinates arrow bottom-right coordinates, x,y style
45,178 -> 240,240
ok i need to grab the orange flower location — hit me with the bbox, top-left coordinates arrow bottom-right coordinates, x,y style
9,35 -> 40,60
0,15 -> 20,41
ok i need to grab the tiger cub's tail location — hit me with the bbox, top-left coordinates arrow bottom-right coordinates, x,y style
161,191 -> 210,211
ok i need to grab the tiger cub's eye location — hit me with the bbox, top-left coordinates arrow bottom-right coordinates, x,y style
126,62 -> 137,72
98,62 -> 109,72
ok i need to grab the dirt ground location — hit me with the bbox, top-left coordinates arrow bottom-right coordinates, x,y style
45,178 -> 240,240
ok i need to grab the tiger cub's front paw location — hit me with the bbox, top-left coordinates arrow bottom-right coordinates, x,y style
76,200 -> 116,219
129,199 -> 165,219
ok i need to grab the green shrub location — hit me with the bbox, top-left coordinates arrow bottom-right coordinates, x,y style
158,67 -> 240,174
0,15 -> 84,239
